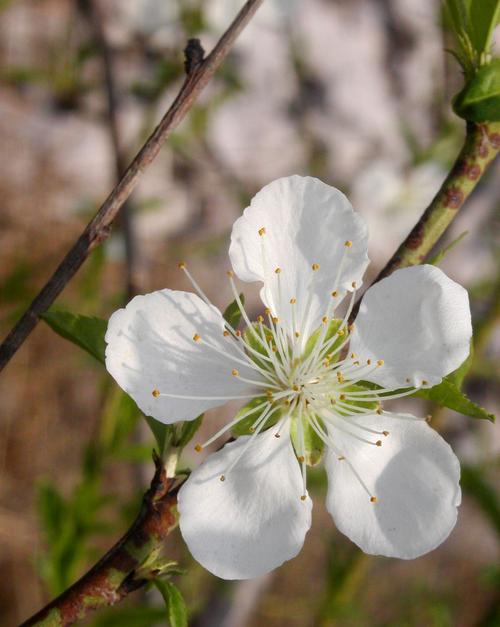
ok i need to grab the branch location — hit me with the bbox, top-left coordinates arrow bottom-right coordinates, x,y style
350,121 -> 500,321
0,0 -> 264,374
20,454 -> 184,627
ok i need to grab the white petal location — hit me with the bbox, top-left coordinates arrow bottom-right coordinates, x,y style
178,424 -> 312,579
324,412 -> 461,559
229,176 -> 369,336
105,289 -> 263,424
350,265 -> 472,388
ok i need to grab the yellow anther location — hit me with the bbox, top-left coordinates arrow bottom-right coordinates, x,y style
300,495 -> 307,501
226,270 -> 234,277
290,297 -> 297,304
249,427 -> 255,433
235,330 -> 242,337
375,440 -> 382,447
257,315 -> 264,323
422,380 -> 428,386
292,385 -> 300,392
344,240 -> 353,248
152,389 -> 160,398
382,431 -> 389,437
275,267 -> 281,274
272,316 -> 279,324
330,398 -> 337,405
194,444 -> 203,452
266,390 -> 274,398
193,333 -> 201,342
367,359 -> 372,365
258,227 -> 266,236
337,373 -> 344,383
178,261 -> 186,269
322,316 -> 328,324
274,433 -> 281,438
348,323 -> 355,333
305,399 -> 310,406
350,352 -> 357,359
376,407 -> 383,415
370,496 -> 378,503
339,394 -> 346,401
272,346 -> 278,352
312,263 -> 320,271
220,475 -> 226,482
284,399 -> 290,406
266,335 -> 273,342
351,281 -> 357,289
337,329 -> 345,337
223,330 -> 230,337
298,455 -> 305,463
295,331 -> 300,338
337,455 -> 345,461
377,359 -> 384,366
231,369 -> 239,376
353,361 -> 360,366
265,308 -> 271,315
331,290 -> 338,297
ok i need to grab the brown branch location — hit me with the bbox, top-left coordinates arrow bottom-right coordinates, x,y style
0,0 -> 264,374
350,121 -> 500,322
19,454 -> 184,627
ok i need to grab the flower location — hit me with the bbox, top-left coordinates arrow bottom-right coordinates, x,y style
105,176 -> 471,580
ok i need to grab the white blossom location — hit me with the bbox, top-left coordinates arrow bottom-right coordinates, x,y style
105,176 -> 471,579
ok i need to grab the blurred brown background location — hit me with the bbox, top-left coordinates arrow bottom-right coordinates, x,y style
0,1 -> 499,626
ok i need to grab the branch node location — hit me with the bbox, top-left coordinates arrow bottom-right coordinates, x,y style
184,38 -> 205,75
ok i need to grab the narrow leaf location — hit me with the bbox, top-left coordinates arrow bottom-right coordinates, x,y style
416,379 -> 495,422
469,0 -> 500,54
154,579 -> 188,627
41,310 -> 107,363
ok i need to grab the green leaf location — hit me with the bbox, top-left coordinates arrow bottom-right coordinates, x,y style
144,417 -> 173,456
154,579 -> 188,627
231,396 -> 281,436
469,0 -> 500,55
428,231 -> 468,266
453,58 -> 500,121
416,379 -> 495,421
223,294 -> 244,329
446,342 -> 474,389
41,309 -> 107,363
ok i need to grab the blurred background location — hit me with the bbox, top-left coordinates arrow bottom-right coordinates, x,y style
0,0 -> 499,625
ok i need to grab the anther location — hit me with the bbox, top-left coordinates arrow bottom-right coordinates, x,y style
322,316 -> 328,324
337,455 -> 345,461
193,334 -> 201,342
284,399 -> 290,406
367,359 -> 372,365
194,444 -> 203,452
370,496 -> 378,503
426,414 -> 432,423
353,361 -> 360,366
231,369 -> 239,376
295,331 -> 300,338
382,431 -> 389,437
275,267 -> 281,274
331,290 -> 338,297
220,475 -> 226,482
376,407 -> 383,415
331,399 -> 337,405
351,281 -> 357,289
265,308 -> 271,315
377,359 -> 384,366
178,261 -> 186,269
272,316 -> 279,323
406,378 -> 411,383
350,352 -> 357,359
312,263 -> 320,271
226,270 -> 234,278
290,298 -> 297,304
258,227 -> 266,236
266,390 -> 274,398
300,495 -> 307,501
152,389 -> 160,398
298,455 -> 305,463
344,240 -> 353,248
249,427 -> 255,433
375,440 -> 382,447
337,329 -> 345,337
292,385 -> 300,392
348,324 -> 355,333
274,433 -> 281,438
339,394 -> 346,400
422,380 -> 428,386
235,330 -> 242,337
223,330 -> 230,337
257,315 -> 264,323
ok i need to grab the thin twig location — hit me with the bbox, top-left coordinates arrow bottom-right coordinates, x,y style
19,454 -> 183,627
0,0 -> 264,373
350,121 -> 500,322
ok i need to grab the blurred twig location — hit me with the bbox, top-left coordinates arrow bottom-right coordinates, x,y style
351,121 -> 500,321
20,454 -> 183,627
0,0 -> 264,373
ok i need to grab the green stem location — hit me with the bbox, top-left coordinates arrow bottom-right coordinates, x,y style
351,121 -> 500,319
19,455 -> 182,627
